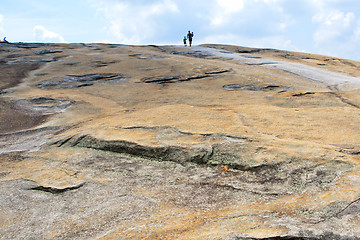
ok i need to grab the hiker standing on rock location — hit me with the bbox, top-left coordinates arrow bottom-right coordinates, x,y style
187,31 -> 194,47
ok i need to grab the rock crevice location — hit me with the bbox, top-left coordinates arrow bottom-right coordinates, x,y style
29,182 -> 85,194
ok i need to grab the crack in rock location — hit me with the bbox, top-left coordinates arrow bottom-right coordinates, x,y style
292,92 -> 315,97
204,69 -> 231,74
328,91 -> 360,109
335,198 -> 360,218
143,76 -> 180,83
223,84 -> 281,91
315,198 -> 360,224
197,181 -> 284,197
52,135 -> 75,147
29,182 -> 85,194
245,62 -> 278,66
344,150 -> 360,155
143,69 -> 231,84
142,74 -> 210,84
121,125 -> 247,141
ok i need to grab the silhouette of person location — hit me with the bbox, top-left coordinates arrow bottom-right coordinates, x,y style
3,37 -> 8,43
187,31 -> 193,47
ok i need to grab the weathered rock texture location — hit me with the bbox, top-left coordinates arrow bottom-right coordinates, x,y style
1,42 -> 360,239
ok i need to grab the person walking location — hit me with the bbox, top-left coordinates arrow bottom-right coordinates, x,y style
183,36 -> 187,47
187,30 -> 194,47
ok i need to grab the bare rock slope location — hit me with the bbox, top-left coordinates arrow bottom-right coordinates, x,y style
1,42 -> 360,239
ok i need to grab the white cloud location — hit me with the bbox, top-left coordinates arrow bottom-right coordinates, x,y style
263,0 -> 283,3
313,28 -> 339,44
90,0 -> 179,44
211,0 -> 244,26
211,0 -> 292,31
312,10 -> 355,45
313,10 -> 355,27
33,25 -> 65,43
354,20 -> 360,41
217,0 -> 244,13
308,4 -> 360,60
0,14 -> 5,36
210,16 -> 224,26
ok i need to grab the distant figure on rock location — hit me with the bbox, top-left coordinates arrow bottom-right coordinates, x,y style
187,31 -> 194,47
183,36 -> 187,47
2,37 -> 9,43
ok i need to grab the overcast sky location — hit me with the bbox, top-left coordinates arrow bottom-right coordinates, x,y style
1,0 -> 360,60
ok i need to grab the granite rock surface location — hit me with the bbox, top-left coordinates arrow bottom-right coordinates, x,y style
1,42 -> 360,239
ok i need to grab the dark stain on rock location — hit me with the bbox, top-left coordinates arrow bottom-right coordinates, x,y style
35,50 -> 63,55
12,97 -> 74,115
170,51 -> 211,59
36,73 -> 128,89
63,62 -> 79,66
0,62 -> 51,133
236,48 -> 276,54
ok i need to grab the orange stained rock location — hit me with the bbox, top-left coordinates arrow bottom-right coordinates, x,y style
221,165 -> 229,172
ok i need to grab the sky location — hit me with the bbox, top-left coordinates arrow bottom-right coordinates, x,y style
1,0 -> 360,61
